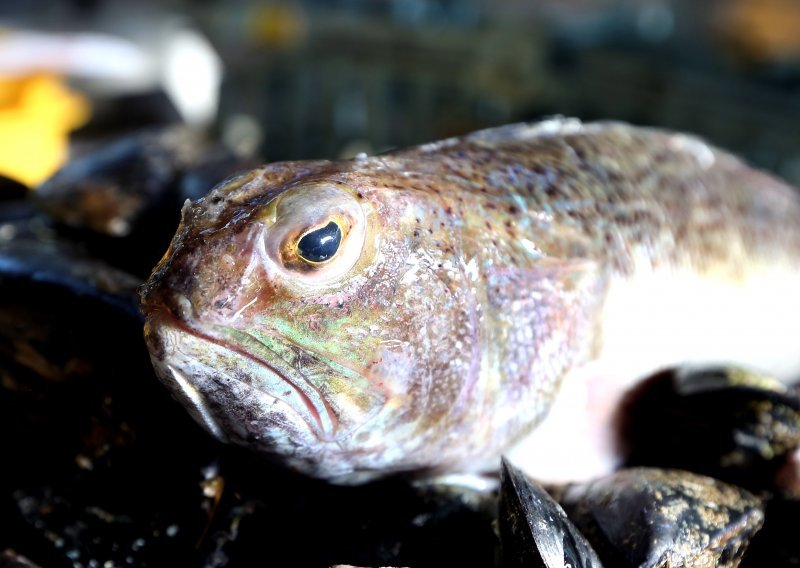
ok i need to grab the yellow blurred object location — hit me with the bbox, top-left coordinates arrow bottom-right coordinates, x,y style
250,4 -> 308,49
722,0 -> 800,63
0,74 -> 90,187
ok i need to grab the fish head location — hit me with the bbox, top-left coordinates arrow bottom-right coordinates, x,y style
141,162 -> 483,483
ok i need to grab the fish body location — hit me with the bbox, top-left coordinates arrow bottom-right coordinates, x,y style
140,119 -> 800,484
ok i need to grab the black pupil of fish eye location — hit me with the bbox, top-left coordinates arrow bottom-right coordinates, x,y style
297,221 -> 342,263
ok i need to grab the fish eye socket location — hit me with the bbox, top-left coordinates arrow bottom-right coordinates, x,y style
296,221 -> 343,263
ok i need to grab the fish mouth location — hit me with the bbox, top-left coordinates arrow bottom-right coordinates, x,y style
144,301 -> 338,442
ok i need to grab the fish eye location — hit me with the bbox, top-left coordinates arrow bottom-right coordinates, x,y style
296,221 -> 343,263
267,183 -> 367,281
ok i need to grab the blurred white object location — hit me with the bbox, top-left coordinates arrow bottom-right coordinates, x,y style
0,29 -> 154,85
222,113 -> 263,158
161,26 -> 223,128
0,24 -> 223,128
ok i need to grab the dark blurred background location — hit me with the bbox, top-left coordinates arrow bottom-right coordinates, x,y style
2,0 -> 800,186
2,4 -> 800,567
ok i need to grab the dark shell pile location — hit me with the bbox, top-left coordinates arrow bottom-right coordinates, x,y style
1,128 -> 799,567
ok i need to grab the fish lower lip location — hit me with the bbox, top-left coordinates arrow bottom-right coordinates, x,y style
148,310 -> 336,440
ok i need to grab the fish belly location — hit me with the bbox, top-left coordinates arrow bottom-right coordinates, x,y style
508,264 -> 800,483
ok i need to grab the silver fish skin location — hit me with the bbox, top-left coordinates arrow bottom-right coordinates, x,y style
140,118 -> 800,484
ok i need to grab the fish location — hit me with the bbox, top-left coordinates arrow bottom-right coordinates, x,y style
139,118 -> 800,484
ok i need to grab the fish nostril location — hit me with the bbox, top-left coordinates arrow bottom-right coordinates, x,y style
173,293 -> 194,317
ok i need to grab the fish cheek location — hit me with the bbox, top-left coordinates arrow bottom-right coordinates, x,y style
376,254 -> 482,450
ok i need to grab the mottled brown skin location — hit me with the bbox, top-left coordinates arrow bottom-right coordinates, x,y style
141,119 -> 800,483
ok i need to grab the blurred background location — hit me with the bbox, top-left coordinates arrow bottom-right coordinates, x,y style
2,0 -> 800,187
3,4 -> 800,566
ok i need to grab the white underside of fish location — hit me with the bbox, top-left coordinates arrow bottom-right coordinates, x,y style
509,263 -> 800,483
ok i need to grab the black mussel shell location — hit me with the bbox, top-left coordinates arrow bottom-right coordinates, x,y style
0,549 -> 41,568
35,126 -> 256,277
621,368 -> 800,492
499,458 -> 603,568
556,468 -> 764,567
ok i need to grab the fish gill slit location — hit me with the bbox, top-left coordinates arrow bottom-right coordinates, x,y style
172,318 -> 331,439
240,329 -> 341,437
220,336 -> 332,439
271,331 -> 393,402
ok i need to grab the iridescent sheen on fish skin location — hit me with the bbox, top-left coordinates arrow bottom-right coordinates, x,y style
140,119 -> 800,484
